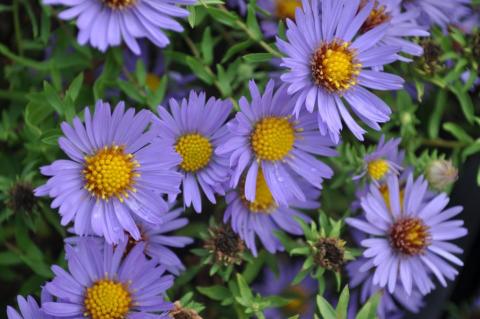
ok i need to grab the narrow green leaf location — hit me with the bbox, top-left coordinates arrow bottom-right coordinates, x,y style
336,286 -> 350,319
243,53 -> 274,63
316,295 -> 337,319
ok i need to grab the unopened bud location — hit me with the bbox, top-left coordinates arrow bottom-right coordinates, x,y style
426,159 -> 458,190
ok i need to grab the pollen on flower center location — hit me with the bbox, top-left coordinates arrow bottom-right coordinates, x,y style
359,0 -> 391,32
84,280 -> 132,319
275,0 -> 302,20
83,145 -> 139,201
311,40 -> 361,93
241,170 -> 277,213
175,134 -> 213,172
389,218 -> 429,255
251,116 -> 295,161
103,0 -> 136,9
367,158 -> 389,180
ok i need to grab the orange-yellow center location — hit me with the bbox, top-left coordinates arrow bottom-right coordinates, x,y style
251,117 -> 295,161
389,218 -> 429,255
379,184 -> 405,212
241,170 -> 276,213
359,0 -> 391,32
103,0 -> 136,9
175,134 -> 213,172
83,145 -> 139,201
275,0 -> 302,20
311,40 -> 361,93
367,159 -> 389,180
283,285 -> 309,315
146,74 -> 161,91
84,280 -> 131,319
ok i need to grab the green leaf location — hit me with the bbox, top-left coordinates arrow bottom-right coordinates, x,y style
428,89 -> 447,139
66,72 -> 84,102
43,81 -> 64,115
356,292 -> 381,319
316,295 -> 337,319
243,53 -> 274,63
186,56 -> 214,84
117,80 -> 145,104
450,82 -> 475,123
201,27 -> 214,65
246,4 -> 262,41
206,7 -> 239,28
197,285 -> 231,300
0,251 -> 22,266
188,6 -> 197,28
443,122 -> 474,144
41,129 -> 61,146
236,273 -> 254,299
221,40 -> 254,63
336,286 -> 350,319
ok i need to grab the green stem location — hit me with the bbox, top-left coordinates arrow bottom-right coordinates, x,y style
0,43 -> 50,70
421,138 -> 465,148
13,0 -> 23,56
0,90 -> 28,102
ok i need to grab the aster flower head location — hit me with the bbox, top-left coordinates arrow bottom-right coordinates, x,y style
66,205 -> 192,275
42,0 -> 195,55
254,261 -> 317,319
7,291 -> 57,319
359,0 -> 429,59
346,173 -> 467,295
154,91 -> 233,212
35,100 -> 182,244
354,135 -> 403,184
277,0 -> 404,142
217,80 -> 336,206
403,0 -> 471,29
257,0 -> 302,37
43,239 -> 174,318
347,257 -> 424,319
224,170 -> 320,256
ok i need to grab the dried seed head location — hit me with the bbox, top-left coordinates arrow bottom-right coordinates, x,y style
7,181 -> 37,214
426,159 -> 458,191
169,301 -> 203,319
313,237 -> 346,272
204,225 -> 245,266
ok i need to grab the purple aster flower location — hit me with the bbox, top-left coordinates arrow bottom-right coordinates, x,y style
403,0 -> 471,29
354,135 -> 403,184
154,91 -> 233,212
257,0 -> 302,37
43,239 -> 173,318
346,173 -> 467,295
359,0 -> 429,60
35,100 -> 182,244
66,206 -> 193,275
7,290 -> 57,319
223,169 -> 319,256
347,257 -> 424,319
277,0 -> 404,142
254,260 -> 317,319
217,80 -> 336,206
42,0 -> 195,55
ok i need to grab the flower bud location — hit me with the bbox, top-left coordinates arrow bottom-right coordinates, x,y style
426,159 -> 458,190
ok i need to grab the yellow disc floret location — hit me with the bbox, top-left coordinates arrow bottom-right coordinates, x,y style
311,40 -> 361,93
251,117 -> 295,161
146,74 -> 161,91
389,218 -> 429,255
379,184 -> 405,212
275,0 -> 301,20
367,158 -> 389,180
103,0 -> 136,9
83,145 -> 139,201
241,170 -> 276,213
84,280 -> 132,319
175,134 -> 213,172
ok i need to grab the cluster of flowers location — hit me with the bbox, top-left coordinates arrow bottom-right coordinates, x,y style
7,0 -> 473,318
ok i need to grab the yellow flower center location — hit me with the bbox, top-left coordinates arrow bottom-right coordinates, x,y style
389,218 -> 429,256
241,170 -> 276,213
311,40 -> 361,93
103,0 -> 136,9
275,0 -> 302,20
359,0 -> 391,33
379,184 -> 405,212
283,285 -> 309,316
367,159 -> 389,180
175,134 -> 213,172
146,74 -> 161,92
251,117 -> 295,161
83,146 -> 139,201
84,280 -> 132,319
